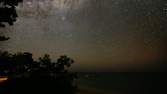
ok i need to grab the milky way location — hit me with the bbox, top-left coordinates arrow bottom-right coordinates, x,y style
0,0 -> 167,72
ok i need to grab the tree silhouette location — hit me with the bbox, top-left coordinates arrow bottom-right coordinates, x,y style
0,1 -> 78,94
0,36 -> 9,41
0,0 -> 22,41
0,52 -> 77,94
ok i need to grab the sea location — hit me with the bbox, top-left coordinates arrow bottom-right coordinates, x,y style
77,72 -> 166,94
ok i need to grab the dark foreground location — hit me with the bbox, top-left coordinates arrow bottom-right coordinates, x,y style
0,73 -> 167,94
77,72 -> 167,94
0,77 -> 77,94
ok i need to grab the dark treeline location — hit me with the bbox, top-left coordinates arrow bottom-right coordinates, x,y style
0,0 -> 78,92
0,51 -> 78,94
0,1 -> 77,94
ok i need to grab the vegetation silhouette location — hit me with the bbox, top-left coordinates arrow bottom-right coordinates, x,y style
0,51 -> 78,94
0,0 -> 22,41
0,1 -> 78,94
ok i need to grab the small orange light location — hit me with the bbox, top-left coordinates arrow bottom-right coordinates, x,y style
0,77 -> 8,82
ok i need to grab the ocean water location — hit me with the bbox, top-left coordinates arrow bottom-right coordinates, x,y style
77,72 -> 166,94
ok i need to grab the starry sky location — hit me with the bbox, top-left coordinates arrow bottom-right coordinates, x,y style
0,0 -> 167,72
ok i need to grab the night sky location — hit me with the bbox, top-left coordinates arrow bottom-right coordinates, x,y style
0,0 -> 167,72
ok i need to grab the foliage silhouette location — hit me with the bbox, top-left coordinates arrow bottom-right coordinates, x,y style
0,1 -> 78,94
0,51 -> 78,94
0,36 -> 9,41
0,0 -> 22,41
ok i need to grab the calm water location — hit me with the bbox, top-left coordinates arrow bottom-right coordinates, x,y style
77,72 -> 166,94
